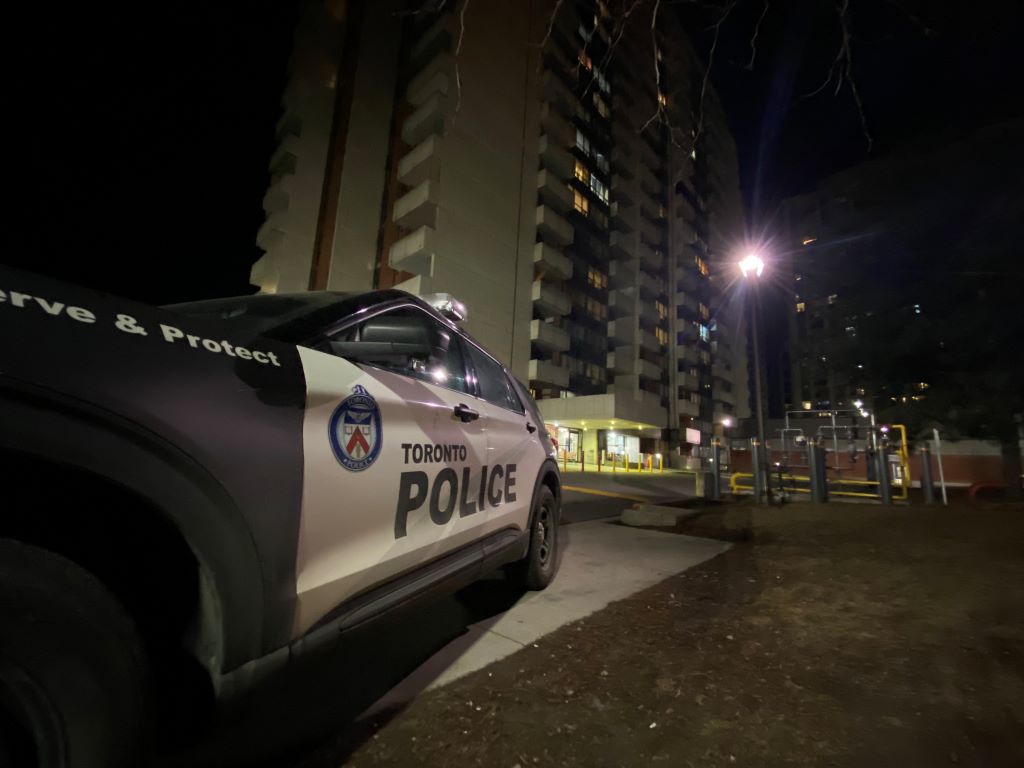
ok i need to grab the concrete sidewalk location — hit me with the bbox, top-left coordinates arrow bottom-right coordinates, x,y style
362,520 -> 729,717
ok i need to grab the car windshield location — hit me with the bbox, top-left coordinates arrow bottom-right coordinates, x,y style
166,293 -> 350,333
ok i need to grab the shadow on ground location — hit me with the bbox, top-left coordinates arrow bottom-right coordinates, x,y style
154,573 -> 528,768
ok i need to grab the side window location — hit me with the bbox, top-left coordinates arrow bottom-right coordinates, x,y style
466,343 -> 523,413
326,307 -> 468,393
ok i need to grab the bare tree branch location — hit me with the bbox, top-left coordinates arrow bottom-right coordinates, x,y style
745,0 -> 769,70
452,0 -> 470,117
692,0 -> 736,153
535,0 -> 565,49
395,0 -> 448,17
639,0 -> 664,132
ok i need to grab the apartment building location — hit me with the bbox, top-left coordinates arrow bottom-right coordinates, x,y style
251,0 -> 750,460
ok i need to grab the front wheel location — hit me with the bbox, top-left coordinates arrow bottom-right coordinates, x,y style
509,485 -> 560,590
0,540 -> 151,768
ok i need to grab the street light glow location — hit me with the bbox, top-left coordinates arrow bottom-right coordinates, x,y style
722,417 -> 733,428
853,399 -> 864,409
738,253 -> 765,278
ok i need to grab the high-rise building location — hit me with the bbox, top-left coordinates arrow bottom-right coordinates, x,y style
251,0 -> 750,461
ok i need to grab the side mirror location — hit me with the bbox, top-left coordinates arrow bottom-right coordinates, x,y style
330,314 -> 449,367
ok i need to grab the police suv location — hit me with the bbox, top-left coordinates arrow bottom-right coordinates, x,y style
0,266 -> 561,768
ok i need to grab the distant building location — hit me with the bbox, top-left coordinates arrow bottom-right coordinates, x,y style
251,0 -> 750,459
779,119 -> 1023,415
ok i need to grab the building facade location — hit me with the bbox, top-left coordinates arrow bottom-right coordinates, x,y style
251,0 -> 750,461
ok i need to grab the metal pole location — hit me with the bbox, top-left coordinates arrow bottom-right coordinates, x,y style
932,428 -> 948,506
751,439 -> 765,503
877,449 -> 892,505
709,439 -> 721,500
920,445 -> 934,504
750,283 -> 768,468
830,411 -> 838,470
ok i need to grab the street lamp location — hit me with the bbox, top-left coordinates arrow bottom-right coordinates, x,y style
739,253 -> 768,502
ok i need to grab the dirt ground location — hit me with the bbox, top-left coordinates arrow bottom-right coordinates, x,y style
300,502 -> 1024,768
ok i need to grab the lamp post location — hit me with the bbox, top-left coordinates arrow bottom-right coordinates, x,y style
739,253 -> 768,503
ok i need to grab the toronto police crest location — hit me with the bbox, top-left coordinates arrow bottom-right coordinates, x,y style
329,384 -> 382,471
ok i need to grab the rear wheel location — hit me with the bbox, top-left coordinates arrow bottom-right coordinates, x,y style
509,486 -> 560,590
0,540 -> 150,768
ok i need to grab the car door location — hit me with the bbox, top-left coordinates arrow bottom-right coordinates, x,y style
462,341 -> 547,535
291,304 -> 493,638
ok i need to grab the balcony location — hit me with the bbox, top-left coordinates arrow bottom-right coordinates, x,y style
610,201 -> 638,233
638,214 -> 663,247
640,330 -> 662,352
388,225 -> 436,277
530,320 -> 570,352
609,257 -> 637,288
538,134 -> 575,180
408,12 -> 457,66
712,361 -> 733,380
406,51 -> 455,106
677,345 -> 700,365
529,358 -> 570,389
537,169 -> 573,212
611,148 -> 634,178
676,371 -> 699,391
676,266 -> 702,293
609,230 -> 632,259
533,241 -> 572,281
535,204 -> 574,246
393,178 -> 439,230
531,280 -> 572,317
402,92 -> 448,145
397,135 -> 441,187
637,136 -> 660,171
539,101 -> 576,147
611,173 -> 637,205
677,399 -> 700,418
638,163 -> 663,196
541,70 -> 578,113
678,294 -> 700,316
610,318 -> 639,346
638,270 -> 660,298
714,388 -> 737,406
638,357 -> 663,381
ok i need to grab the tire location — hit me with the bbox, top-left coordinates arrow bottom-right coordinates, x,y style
509,485 -> 560,590
0,540 -> 150,768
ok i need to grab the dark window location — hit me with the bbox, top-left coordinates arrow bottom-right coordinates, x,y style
466,344 -> 524,413
326,307 -> 468,393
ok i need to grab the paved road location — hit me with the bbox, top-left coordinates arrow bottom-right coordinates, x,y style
158,473 -> 702,768
561,469 -> 698,524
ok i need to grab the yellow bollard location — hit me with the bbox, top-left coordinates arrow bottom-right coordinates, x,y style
625,454 -> 629,473
562,450 -> 567,473
659,454 -> 664,473
581,451 -> 586,473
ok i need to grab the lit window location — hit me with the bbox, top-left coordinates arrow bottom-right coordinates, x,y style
914,303 -> 922,314
573,190 -> 589,215
690,148 -> 697,160
699,302 -> 709,319
802,401 -> 812,410
700,349 -> 711,364
699,324 -> 710,342
589,174 -> 608,203
695,257 -> 708,276
579,51 -> 593,71
594,151 -> 609,174
828,294 -> 838,305
796,302 -> 806,313
657,92 -> 668,107
802,236 -> 817,245
593,92 -> 610,118
655,327 -> 669,345
917,381 -> 929,391
845,325 -> 857,336
575,159 -> 589,183
587,266 -> 608,289
655,300 -> 668,320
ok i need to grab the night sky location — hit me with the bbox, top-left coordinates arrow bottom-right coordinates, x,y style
7,1 -> 1022,305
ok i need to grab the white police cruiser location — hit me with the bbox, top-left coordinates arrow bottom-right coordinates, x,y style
0,266 -> 561,768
